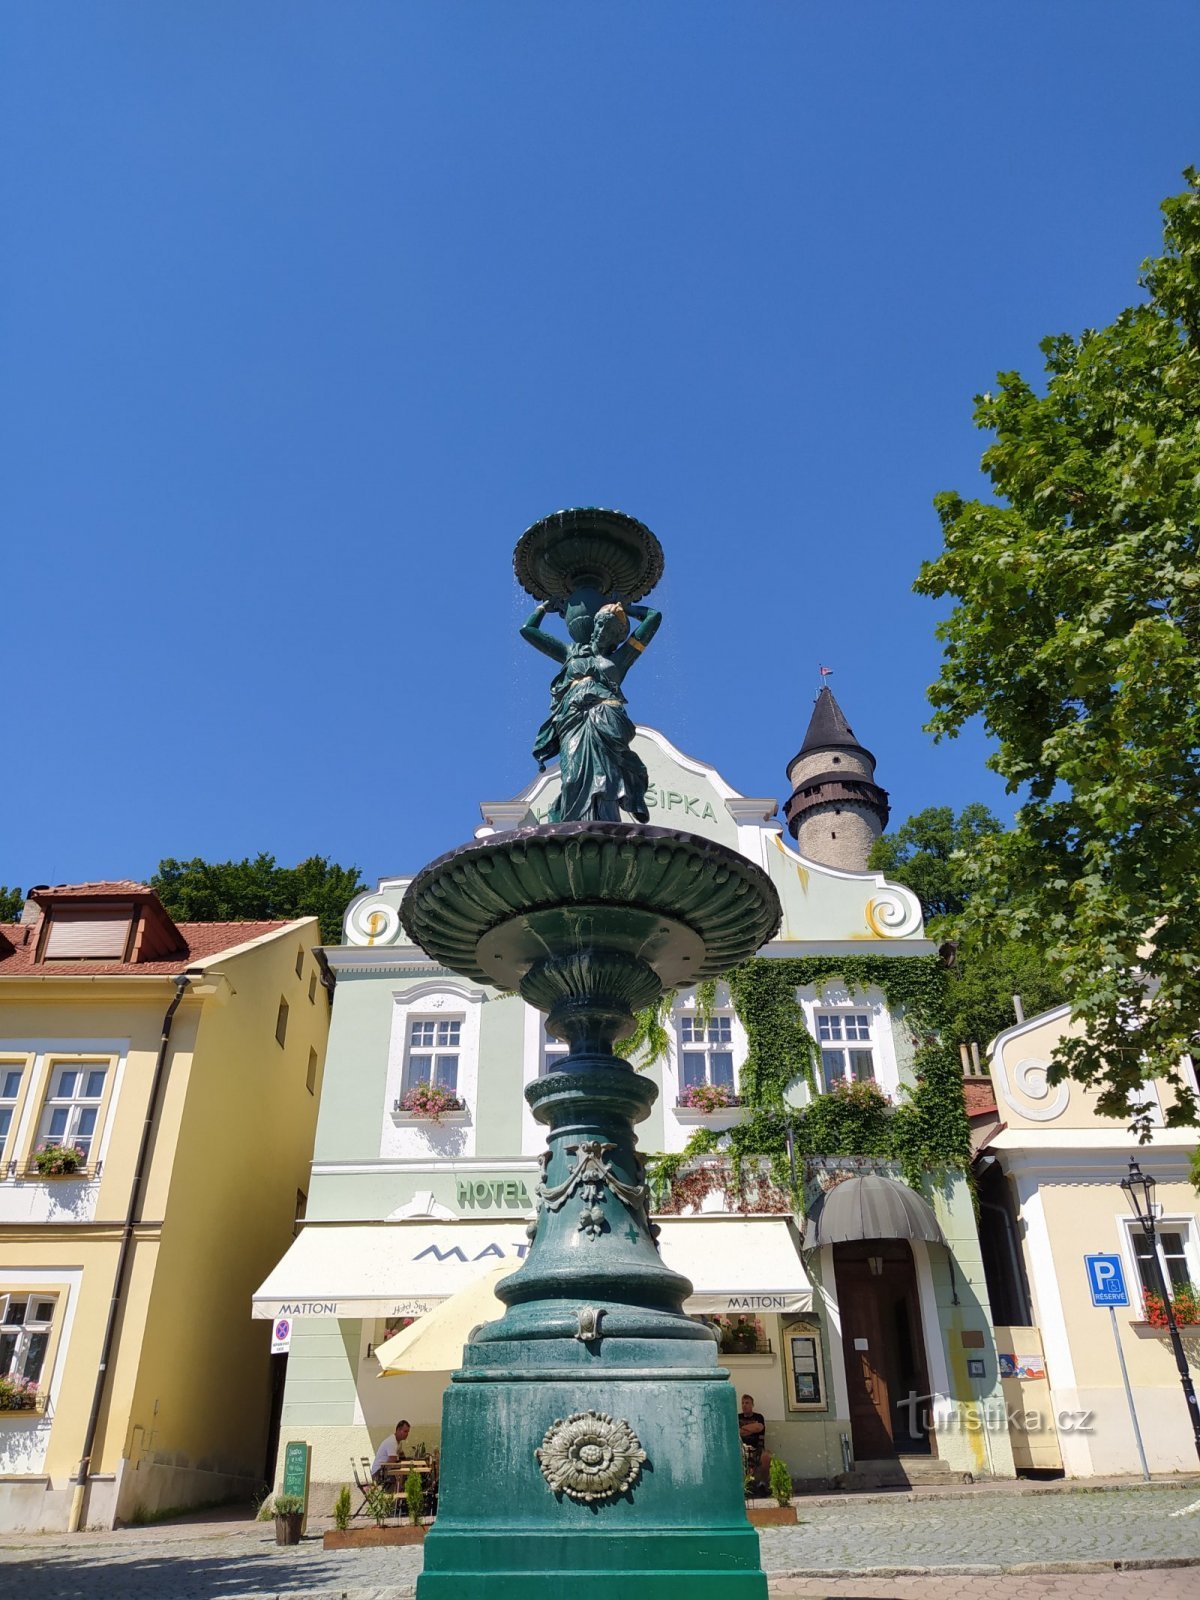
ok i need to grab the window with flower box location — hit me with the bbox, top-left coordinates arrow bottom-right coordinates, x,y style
0,1293 -> 56,1408
1125,1218 -> 1200,1320
678,1015 -> 736,1096
403,1018 -> 461,1095
815,1011 -> 875,1086
706,1313 -> 770,1355
34,1062 -> 109,1169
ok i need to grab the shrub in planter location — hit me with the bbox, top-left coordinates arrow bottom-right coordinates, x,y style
404,1469 -> 424,1526
333,1486 -> 352,1532
397,1082 -> 464,1123
365,1484 -> 395,1526
272,1493 -> 304,1545
769,1456 -> 793,1508
34,1143 -> 85,1176
728,1315 -> 760,1353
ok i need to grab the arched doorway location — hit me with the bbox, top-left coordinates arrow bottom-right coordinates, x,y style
834,1239 -> 933,1461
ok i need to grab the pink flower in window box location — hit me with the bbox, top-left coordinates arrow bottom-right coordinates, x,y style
0,1374 -> 41,1411
33,1143 -> 86,1176
676,1083 -> 741,1113
398,1082 -> 464,1123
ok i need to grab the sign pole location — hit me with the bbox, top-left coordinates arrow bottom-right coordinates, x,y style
1085,1251 -> 1152,1480
1108,1304 -> 1150,1482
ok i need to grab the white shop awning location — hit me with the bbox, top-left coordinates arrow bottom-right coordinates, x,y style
660,1216 -> 813,1316
252,1215 -> 811,1321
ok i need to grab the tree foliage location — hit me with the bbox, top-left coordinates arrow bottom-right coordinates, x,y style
916,170 -> 1200,1126
0,887 -> 23,923
868,806 -> 1062,1050
869,804 -> 1004,921
151,855 -> 366,945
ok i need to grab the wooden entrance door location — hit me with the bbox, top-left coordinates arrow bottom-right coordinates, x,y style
835,1241 -> 931,1462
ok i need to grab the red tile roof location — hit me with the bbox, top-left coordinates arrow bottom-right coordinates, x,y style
29,881 -> 154,900
0,919 -> 296,976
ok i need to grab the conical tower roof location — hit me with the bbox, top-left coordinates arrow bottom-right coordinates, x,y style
782,684 -> 890,853
787,685 -> 873,777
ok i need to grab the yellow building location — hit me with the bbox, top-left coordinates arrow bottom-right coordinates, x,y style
976,1004 -> 1200,1476
0,881 -> 329,1530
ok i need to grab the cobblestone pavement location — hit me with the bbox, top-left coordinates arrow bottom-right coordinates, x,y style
0,1484 -> 1196,1599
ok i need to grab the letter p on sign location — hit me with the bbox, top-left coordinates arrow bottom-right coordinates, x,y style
1084,1253 -> 1129,1307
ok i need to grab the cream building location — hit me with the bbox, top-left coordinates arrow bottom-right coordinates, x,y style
0,881 -> 329,1530
976,1004 -> 1200,1475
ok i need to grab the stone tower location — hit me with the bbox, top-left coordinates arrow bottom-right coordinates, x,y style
782,685 -> 890,871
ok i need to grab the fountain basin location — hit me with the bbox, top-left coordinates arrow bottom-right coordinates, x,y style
513,507 -> 664,603
400,821 -> 780,1040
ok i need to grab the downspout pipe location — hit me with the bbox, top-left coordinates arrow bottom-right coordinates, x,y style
68,970 -> 195,1532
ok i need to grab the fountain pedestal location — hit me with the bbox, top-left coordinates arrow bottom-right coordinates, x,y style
401,822 -> 780,1598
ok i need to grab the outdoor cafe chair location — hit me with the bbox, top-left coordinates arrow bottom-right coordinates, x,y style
351,1457 -> 375,1517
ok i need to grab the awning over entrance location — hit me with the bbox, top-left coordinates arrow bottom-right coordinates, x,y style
803,1174 -> 948,1252
252,1215 -> 812,1321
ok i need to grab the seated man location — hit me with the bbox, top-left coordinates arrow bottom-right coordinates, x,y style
737,1393 -> 772,1493
371,1418 -> 411,1484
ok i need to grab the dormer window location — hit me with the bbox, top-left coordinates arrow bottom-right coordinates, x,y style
28,883 -> 186,965
42,910 -> 131,961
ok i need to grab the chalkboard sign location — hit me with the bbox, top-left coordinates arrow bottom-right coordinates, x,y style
282,1440 -> 311,1529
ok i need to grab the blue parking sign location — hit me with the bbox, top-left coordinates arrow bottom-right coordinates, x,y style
1085,1253 -> 1130,1307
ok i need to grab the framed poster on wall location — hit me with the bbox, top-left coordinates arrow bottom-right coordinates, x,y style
783,1322 -> 826,1411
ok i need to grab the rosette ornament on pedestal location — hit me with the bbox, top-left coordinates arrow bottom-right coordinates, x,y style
536,1411 -> 647,1503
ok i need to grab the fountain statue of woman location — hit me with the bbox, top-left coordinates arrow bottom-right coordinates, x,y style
520,592 -> 661,822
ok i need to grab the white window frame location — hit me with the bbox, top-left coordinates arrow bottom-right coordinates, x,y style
403,1016 -> 463,1095
795,985 -> 900,1100
815,1008 -> 876,1087
1122,1214 -> 1200,1305
540,1023 -> 570,1078
383,982 -> 483,1158
36,1062 -> 109,1163
677,1013 -> 737,1097
0,1064 -> 25,1165
0,1292 -> 58,1386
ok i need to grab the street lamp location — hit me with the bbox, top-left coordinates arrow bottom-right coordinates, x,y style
1120,1156 -> 1200,1462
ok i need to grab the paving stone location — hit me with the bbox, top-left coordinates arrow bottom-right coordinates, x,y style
0,1485 -> 1197,1599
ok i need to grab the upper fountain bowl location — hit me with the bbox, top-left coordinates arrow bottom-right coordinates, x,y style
399,821 -> 781,1005
514,508 -> 664,605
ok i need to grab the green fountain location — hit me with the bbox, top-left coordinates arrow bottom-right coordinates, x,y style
401,508 -> 780,1599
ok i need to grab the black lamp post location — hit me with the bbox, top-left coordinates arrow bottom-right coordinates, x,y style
1120,1156 -> 1200,1463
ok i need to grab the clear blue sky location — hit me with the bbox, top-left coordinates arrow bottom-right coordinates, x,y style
3,4 -> 1196,893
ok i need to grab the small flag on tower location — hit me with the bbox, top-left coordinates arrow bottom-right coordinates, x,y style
818,664 -> 833,677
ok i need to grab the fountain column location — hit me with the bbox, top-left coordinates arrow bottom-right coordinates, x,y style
400,512 -> 780,1598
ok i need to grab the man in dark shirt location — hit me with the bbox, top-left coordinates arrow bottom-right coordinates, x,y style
738,1392 -> 773,1493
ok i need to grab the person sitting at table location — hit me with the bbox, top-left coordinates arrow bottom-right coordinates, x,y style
737,1393 -> 772,1493
371,1419 -> 410,1483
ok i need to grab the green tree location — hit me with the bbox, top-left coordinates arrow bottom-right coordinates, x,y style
151,855 -> 366,945
869,807 -> 1061,1051
868,804 -> 1004,921
0,887 -> 23,923
916,169 -> 1200,1125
